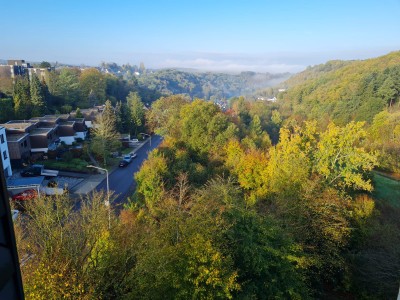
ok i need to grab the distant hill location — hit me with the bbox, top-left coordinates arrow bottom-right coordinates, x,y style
137,69 -> 291,100
279,51 -> 400,124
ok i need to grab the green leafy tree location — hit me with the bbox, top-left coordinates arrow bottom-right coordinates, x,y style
127,91 -> 145,136
249,114 -> 263,137
134,150 -> 168,213
180,100 -> 237,154
57,68 -> 81,107
13,75 -> 31,119
39,61 -> 51,68
75,107 -> 83,118
271,109 -> 282,126
0,97 -> 14,122
30,73 -> 46,117
378,77 -> 398,107
224,208 -> 308,299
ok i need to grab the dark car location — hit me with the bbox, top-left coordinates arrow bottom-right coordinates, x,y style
20,167 -> 40,177
119,160 -> 129,167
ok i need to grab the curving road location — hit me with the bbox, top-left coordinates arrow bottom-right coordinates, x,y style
95,135 -> 163,207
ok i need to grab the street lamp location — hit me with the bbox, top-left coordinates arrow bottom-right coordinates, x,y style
140,132 -> 151,146
87,165 -> 110,228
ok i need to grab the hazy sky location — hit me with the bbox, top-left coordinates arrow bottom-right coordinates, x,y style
2,0 -> 400,73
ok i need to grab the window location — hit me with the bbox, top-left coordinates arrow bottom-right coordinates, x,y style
3,150 -> 8,160
0,134 -> 4,144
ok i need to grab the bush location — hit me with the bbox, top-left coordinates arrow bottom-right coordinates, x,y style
62,151 -> 73,162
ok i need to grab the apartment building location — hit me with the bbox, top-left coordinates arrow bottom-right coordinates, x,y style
0,126 -> 12,177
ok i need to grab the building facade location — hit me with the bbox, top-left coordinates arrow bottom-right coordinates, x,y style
0,126 -> 12,177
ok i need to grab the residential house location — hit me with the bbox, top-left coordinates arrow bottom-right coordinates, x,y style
0,113 -> 87,163
0,126 -> 12,177
70,108 -> 101,129
1,121 -> 35,166
29,127 -> 58,153
42,115 -> 87,145
69,118 -> 87,140
5,133 -> 31,168
2,119 -> 58,154
58,121 -> 77,145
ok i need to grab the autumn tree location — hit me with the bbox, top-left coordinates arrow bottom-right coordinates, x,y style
91,100 -> 121,166
79,68 -> 106,107
146,94 -> 190,137
14,192 -> 114,299
314,122 -> 378,191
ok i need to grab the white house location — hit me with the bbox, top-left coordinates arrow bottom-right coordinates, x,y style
0,126 -> 12,177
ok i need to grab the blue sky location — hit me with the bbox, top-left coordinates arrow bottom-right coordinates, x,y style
1,0 -> 400,72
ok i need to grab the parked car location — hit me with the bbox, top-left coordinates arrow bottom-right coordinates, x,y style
123,155 -> 132,163
119,160 -> 129,167
11,189 -> 38,210
131,153 -> 137,159
12,189 -> 38,201
20,164 -> 59,177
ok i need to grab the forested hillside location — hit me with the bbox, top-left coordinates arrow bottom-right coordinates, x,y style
16,95 -> 400,299
275,52 -> 400,174
138,69 -> 290,100
279,51 -> 400,125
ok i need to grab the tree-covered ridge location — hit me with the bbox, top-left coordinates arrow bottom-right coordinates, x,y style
14,94 -> 399,299
131,96 -> 391,298
138,69 -> 290,100
279,51 -> 400,125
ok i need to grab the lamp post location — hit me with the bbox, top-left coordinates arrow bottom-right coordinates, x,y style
140,133 -> 151,146
87,165 -> 110,229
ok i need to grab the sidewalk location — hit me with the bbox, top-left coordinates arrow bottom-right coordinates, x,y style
70,138 -> 151,196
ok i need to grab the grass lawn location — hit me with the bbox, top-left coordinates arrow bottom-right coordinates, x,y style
121,147 -> 133,155
38,158 -> 91,173
372,172 -> 400,207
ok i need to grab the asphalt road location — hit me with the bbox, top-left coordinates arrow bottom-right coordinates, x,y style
95,135 -> 163,208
